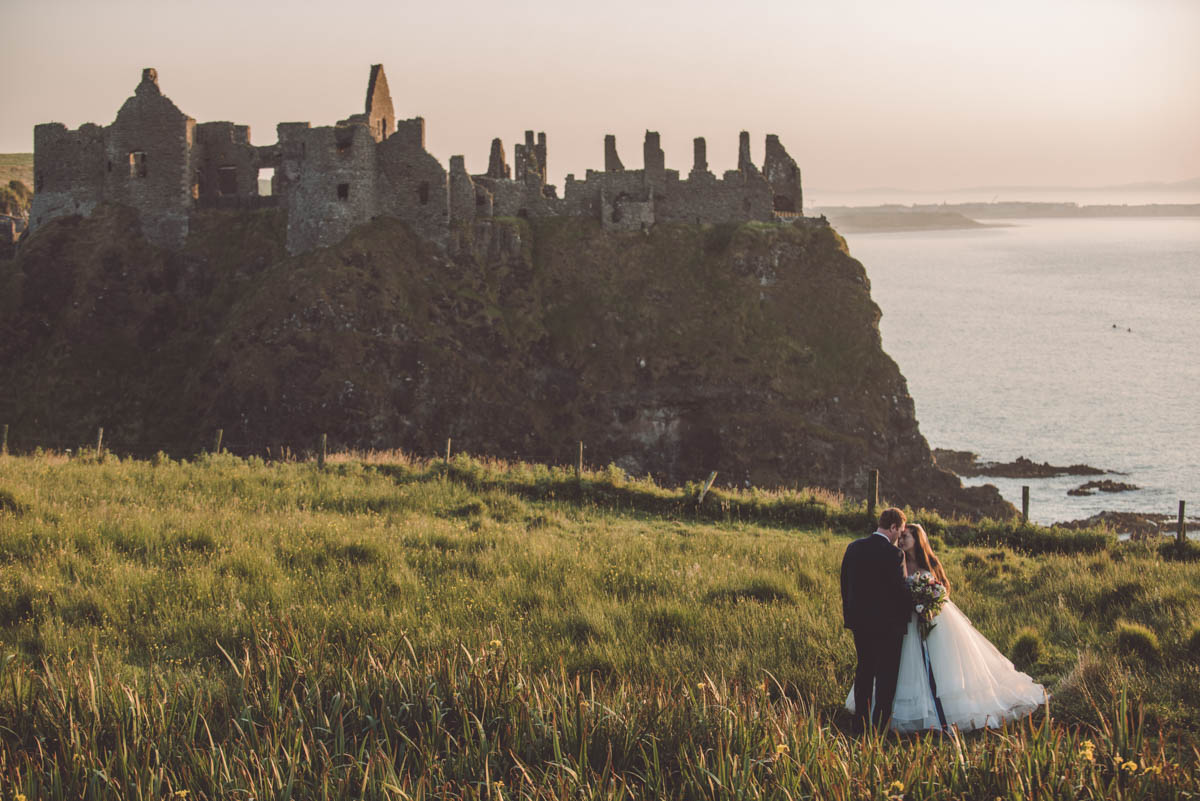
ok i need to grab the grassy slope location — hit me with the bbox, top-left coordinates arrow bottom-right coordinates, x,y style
0,153 -> 33,189
1,452 -> 1197,797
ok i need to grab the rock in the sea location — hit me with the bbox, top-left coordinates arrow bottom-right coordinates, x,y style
1067,479 -> 1140,496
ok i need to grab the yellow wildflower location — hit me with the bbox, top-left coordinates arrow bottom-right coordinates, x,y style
775,743 -> 789,756
887,780 -> 904,794
174,792 -> 189,799
697,682 -> 705,690
489,639 -> 502,648
1078,739 -> 1095,762
1122,760 -> 1138,773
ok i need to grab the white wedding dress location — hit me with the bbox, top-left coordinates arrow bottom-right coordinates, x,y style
845,575 -> 1047,733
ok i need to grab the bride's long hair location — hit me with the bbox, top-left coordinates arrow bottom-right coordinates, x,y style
907,523 -> 951,596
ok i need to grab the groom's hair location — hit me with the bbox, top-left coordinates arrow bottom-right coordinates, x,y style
878,507 -> 906,530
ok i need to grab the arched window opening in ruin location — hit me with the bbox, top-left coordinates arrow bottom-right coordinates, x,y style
418,182 -> 430,205
337,183 -> 350,201
218,167 -> 238,196
517,208 -> 528,219
475,193 -> 486,207
107,161 -> 113,173
257,167 -> 275,197
773,195 -> 795,213
378,119 -> 386,139
129,152 -> 147,178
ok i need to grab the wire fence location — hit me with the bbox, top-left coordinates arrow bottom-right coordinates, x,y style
0,423 -> 1191,544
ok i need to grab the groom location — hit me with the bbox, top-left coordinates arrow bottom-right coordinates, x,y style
840,507 -> 911,733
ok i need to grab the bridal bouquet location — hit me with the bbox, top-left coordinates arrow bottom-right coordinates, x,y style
907,572 -> 948,639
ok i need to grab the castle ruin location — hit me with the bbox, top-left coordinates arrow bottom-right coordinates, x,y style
31,66 -> 804,254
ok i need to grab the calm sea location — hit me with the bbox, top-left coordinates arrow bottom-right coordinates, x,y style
844,217 -> 1200,527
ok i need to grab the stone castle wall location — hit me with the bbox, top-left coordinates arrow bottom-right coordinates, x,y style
29,65 -> 805,255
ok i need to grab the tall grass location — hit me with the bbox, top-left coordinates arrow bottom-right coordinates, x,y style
1,450 -> 1197,798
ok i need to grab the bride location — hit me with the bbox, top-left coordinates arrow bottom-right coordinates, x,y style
846,523 -> 1047,732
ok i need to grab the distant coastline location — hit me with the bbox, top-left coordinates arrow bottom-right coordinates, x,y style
815,201 -> 1200,233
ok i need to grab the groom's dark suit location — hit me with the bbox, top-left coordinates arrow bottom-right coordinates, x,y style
841,531 -> 910,730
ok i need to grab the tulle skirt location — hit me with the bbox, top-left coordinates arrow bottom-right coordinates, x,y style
845,601 -> 1047,732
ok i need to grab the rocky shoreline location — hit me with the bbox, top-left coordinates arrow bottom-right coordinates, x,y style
931,449 -> 1110,479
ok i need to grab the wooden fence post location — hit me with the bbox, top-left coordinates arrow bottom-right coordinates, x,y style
1021,486 -> 1030,524
1179,501 -> 1187,546
1,423 -> 7,456
318,433 -> 327,470
697,471 -> 719,505
867,469 -> 879,521
576,441 -> 584,479
212,428 -> 224,454
95,427 -> 104,459
445,438 -> 452,466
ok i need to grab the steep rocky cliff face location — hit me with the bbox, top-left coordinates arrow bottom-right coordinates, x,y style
0,204 -> 1011,517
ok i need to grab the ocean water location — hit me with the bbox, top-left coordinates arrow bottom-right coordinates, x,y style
844,217 -> 1200,527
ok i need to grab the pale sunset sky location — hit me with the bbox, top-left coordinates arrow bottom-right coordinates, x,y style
5,0 -> 1198,196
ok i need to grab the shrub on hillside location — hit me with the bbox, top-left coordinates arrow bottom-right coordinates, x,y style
0,488 -> 25,515
1186,626 -> 1200,659
941,520 -> 1112,555
1115,620 -> 1161,665
1160,539 -> 1200,562
1010,628 -> 1041,670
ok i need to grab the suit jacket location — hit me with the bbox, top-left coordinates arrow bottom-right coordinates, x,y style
840,533 -> 910,634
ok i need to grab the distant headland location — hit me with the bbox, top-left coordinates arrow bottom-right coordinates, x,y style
815,201 -> 1200,233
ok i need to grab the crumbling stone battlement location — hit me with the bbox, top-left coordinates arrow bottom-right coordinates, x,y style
30,65 -> 804,254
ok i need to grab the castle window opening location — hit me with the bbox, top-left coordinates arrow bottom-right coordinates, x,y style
418,181 -> 429,205
337,139 -> 352,154
337,183 -> 350,201
773,195 -> 795,213
129,151 -> 147,178
107,160 -> 112,173
257,167 -> 274,197
217,167 -> 238,196
378,119 -> 386,139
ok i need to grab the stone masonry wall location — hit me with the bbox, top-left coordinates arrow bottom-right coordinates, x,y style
194,122 -> 264,206
285,124 -> 378,254
375,117 -> 449,246
104,69 -> 195,248
31,122 -> 107,230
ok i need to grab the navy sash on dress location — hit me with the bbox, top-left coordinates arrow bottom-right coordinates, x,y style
920,636 -> 949,730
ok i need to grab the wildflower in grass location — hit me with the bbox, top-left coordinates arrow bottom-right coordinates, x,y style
886,780 -> 904,797
1122,760 -> 1139,773
1078,739 -> 1095,763
774,743 -> 789,758
489,639 -> 502,648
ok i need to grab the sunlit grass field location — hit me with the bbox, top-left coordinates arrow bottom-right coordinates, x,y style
1,450 -> 1197,799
